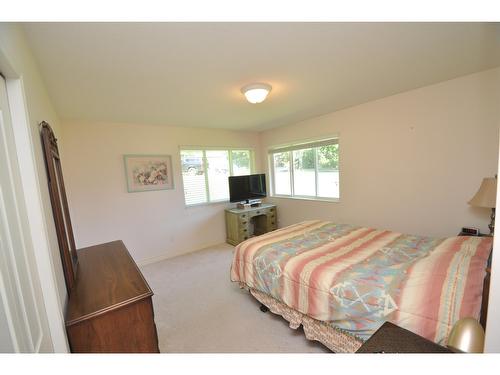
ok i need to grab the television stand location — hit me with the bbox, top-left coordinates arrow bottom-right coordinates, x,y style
225,204 -> 277,246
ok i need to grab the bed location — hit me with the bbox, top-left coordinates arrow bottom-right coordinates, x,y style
230,220 -> 492,352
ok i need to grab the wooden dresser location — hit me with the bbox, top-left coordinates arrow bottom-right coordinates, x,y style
65,241 -> 159,353
40,122 -> 159,353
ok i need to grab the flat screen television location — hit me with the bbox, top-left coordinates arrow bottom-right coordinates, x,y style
229,174 -> 267,203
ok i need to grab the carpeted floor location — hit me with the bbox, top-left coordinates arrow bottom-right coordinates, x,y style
140,243 -> 330,353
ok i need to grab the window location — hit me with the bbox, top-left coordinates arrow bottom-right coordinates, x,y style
269,138 -> 339,200
180,148 -> 253,206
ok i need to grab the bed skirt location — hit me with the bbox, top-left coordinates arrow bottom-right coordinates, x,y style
247,286 -> 364,353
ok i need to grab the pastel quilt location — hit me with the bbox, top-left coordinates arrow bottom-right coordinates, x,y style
230,220 -> 492,343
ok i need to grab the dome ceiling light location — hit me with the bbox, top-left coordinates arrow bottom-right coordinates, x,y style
241,83 -> 272,104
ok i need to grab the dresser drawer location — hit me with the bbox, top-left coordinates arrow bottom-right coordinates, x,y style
251,207 -> 271,217
67,297 -> 159,353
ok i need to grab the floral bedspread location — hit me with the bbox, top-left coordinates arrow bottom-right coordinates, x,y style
230,220 -> 492,343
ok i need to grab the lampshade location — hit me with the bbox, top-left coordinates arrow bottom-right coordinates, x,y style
468,177 -> 497,208
241,83 -> 272,104
447,318 -> 485,353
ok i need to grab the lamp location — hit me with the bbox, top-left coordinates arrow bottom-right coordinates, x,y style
468,177 -> 497,235
241,83 -> 272,104
447,317 -> 485,353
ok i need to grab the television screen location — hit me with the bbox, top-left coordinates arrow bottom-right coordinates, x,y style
229,174 -> 267,202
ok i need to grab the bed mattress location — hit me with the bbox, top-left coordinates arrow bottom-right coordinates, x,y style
230,220 -> 492,344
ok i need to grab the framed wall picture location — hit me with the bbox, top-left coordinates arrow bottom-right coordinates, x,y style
124,154 -> 174,192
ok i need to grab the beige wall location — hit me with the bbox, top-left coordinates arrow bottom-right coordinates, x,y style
260,68 -> 500,237
62,121 -> 261,263
63,68 -> 500,264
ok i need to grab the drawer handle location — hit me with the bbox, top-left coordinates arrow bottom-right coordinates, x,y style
243,229 -> 247,232
241,221 -> 247,224
242,215 -> 246,218
256,211 -> 260,214
244,236 -> 248,240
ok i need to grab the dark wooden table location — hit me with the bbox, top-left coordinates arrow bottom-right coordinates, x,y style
356,322 -> 453,353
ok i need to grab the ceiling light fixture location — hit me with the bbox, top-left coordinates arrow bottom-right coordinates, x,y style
241,83 -> 272,104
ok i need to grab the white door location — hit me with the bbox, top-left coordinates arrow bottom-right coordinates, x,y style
0,74 -> 53,352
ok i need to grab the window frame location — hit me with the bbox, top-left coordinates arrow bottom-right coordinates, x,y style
268,137 -> 339,202
180,146 -> 255,207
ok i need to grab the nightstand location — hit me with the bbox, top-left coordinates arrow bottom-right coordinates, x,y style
457,232 -> 492,237
356,322 -> 453,353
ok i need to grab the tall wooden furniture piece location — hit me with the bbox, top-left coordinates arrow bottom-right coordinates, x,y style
225,204 -> 277,245
40,122 -> 78,293
40,122 -> 159,353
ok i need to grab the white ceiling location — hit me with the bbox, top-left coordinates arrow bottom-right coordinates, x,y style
22,22 -> 500,131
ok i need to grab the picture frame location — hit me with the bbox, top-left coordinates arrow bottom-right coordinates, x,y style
124,154 -> 174,192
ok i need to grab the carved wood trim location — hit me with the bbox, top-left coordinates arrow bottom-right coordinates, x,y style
40,121 -> 78,292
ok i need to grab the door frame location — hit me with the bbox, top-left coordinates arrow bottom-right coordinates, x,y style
484,130 -> 500,352
0,56 -> 68,352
